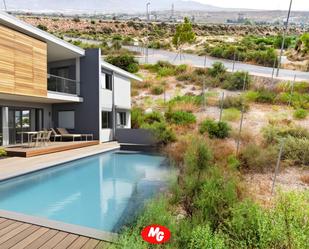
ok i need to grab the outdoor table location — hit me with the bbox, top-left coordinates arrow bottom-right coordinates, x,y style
19,131 -> 39,147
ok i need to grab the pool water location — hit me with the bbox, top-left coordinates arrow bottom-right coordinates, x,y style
0,151 -> 170,232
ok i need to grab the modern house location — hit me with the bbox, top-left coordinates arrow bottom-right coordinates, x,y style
0,11 -> 142,146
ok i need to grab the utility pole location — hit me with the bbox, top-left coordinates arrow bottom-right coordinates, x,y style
276,0 -> 293,77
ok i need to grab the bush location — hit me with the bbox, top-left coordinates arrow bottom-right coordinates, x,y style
143,111 -> 164,125
221,95 -> 249,111
223,71 -> 251,90
256,89 -> 276,103
208,62 -> 227,77
166,111 -> 196,126
293,108 -> 308,119
239,144 -> 278,172
262,125 -> 309,144
105,54 -> 139,73
131,108 -> 144,128
222,108 -> 241,121
142,121 -> 175,144
0,148 -> 7,157
150,86 -> 164,95
37,24 -> 48,31
283,136 -> 309,165
199,119 -> 231,139
189,225 -> 226,249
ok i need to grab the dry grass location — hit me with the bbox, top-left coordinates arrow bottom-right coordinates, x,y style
300,175 -> 309,185
171,102 -> 199,113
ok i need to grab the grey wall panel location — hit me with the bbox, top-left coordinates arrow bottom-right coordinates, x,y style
115,128 -> 157,145
52,49 -> 101,139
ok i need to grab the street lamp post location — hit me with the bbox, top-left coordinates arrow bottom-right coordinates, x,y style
145,2 -> 150,63
276,0 -> 293,77
2,0 -> 7,11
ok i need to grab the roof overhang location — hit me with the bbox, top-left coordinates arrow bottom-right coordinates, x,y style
0,11 -> 85,62
101,60 -> 143,82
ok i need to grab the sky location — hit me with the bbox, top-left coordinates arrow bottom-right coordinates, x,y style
195,0 -> 309,11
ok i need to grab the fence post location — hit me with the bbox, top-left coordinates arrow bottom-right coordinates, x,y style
219,91 -> 225,121
202,80 -> 206,111
288,74 -> 296,107
204,55 -> 207,68
236,105 -> 245,156
271,139 -> 285,195
232,52 -> 236,72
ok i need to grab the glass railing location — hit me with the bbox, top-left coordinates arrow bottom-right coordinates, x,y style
47,74 -> 80,96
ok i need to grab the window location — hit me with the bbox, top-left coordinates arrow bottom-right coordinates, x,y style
102,111 -> 112,129
58,111 -> 75,129
117,112 -> 127,127
104,74 -> 113,90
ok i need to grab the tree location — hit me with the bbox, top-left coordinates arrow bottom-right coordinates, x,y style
172,17 -> 196,60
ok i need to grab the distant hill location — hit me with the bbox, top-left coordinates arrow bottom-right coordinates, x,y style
4,0 -> 234,13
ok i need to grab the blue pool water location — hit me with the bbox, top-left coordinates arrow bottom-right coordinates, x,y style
0,151 -> 170,232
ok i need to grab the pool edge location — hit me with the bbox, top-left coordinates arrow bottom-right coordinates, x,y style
0,209 -> 118,242
0,145 -> 120,182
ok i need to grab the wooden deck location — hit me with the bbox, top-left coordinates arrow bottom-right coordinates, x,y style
5,141 -> 100,158
0,218 -> 109,249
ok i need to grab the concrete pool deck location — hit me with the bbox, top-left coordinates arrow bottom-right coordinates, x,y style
0,141 -> 120,181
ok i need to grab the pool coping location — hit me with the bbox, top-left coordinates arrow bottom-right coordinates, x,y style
0,144 -> 120,182
0,144 -> 121,242
0,209 -> 118,242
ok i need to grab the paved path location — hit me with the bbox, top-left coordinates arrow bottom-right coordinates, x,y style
125,46 -> 309,81
0,217 -> 109,249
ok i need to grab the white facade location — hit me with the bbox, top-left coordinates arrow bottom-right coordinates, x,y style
99,63 -> 141,142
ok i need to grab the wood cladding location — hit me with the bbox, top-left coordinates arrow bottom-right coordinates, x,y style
0,24 -> 47,97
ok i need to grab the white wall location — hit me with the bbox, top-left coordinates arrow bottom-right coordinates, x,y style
114,74 -> 131,109
101,129 -> 113,142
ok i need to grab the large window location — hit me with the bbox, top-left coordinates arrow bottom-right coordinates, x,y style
104,74 -> 113,90
58,111 -> 75,129
102,111 -> 112,129
117,112 -> 127,127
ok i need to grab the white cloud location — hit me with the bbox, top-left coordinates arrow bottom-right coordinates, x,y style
194,0 -> 309,11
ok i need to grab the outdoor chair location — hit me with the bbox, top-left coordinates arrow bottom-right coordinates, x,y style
50,128 -> 61,142
56,128 -> 82,142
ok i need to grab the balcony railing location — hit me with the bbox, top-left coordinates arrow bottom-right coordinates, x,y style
47,74 -> 80,96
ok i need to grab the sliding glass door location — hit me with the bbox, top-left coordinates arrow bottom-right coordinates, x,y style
8,108 -> 43,145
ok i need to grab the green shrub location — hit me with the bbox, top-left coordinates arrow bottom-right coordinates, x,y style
150,86 -> 164,95
262,125 -> 309,144
169,95 -> 203,106
143,111 -> 164,125
283,136 -> 309,165
222,108 -> 241,121
131,108 -> 144,128
189,225 -> 226,249
239,144 -> 278,172
194,167 -> 238,229
223,71 -> 251,90
106,54 -> 139,73
208,62 -> 227,77
37,24 -> 48,31
221,95 -> 249,111
199,119 -> 231,139
242,91 -> 259,102
175,64 -> 188,74
293,108 -> 308,119
0,149 -> 7,157
142,121 -> 175,144
256,89 -> 276,103
166,111 -> 196,125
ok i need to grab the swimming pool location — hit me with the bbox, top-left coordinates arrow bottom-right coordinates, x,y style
0,151 -> 170,234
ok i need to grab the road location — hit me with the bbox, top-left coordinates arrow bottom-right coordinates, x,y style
125,46 -> 309,81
